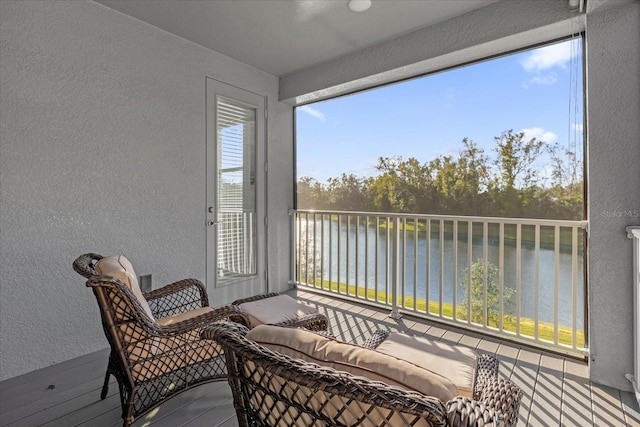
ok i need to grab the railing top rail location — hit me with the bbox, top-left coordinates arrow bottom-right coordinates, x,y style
294,209 -> 588,228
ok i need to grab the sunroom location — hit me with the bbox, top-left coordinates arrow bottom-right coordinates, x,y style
1,0 -> 639,425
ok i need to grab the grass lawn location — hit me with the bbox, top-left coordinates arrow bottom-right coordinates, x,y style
308,280 -> 585,349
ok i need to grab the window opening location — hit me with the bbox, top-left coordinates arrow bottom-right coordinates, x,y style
295,37 -> 585,221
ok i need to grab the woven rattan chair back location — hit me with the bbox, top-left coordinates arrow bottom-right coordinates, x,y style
73,253 -> 244,427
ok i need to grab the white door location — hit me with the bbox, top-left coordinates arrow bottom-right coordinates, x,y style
206,78 -> 266,304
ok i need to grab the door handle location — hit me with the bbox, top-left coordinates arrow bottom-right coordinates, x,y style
207,220 -> 221,226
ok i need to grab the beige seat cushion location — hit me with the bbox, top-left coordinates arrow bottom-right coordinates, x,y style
95,255 -> 155,321
156,307 -> 213,326
238,294 -> 319,328
246,324 -> 459,403
130,307 -> 217,381
375,332 -> 478,398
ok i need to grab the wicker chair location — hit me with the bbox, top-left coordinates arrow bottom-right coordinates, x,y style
73,253 -> 248,427
204,322 -> 522,427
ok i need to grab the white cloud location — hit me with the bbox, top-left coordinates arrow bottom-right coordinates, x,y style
299,105 -> 326,121
519,41 -> 580,88
521,127 -> 558,144
522,73 -> 558,88
520,42 -> 578,73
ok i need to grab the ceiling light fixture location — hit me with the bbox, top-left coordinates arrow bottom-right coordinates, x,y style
348,0 -> 371,13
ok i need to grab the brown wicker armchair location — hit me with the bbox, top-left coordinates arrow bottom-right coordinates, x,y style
73,253 -> 248,427
204,322 -> 523,427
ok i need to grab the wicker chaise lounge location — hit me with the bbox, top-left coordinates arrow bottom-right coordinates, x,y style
204,322 -> 522,427
73,253 -> 248,427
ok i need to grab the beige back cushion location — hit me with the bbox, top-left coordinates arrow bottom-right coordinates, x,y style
375,332 -> 477,398
94,255 -> 155,321
246,325 -> 458,403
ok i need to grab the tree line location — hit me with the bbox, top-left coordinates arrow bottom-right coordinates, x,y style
297,130 -> 583,220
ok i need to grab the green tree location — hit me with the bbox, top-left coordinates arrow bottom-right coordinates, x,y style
372,156 -> 435,213
297,176 -> 328,209
368,156 -> 401,212
326,173 -> 368,211
455,138 -> 491,215
396,157 -> 435,212
430,155 -> 457,214
459,259 -> 515,324
296,129 -> 583,220
429,138 -> 490,215
547,142 -> 584,220
491,129 -> 548,217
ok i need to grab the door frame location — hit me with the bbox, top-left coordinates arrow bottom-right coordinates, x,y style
205,77 -> 267,305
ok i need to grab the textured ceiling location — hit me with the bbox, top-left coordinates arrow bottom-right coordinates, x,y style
95,0 -> 497,76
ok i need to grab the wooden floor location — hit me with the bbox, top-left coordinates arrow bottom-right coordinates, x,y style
2,288 -> 639,427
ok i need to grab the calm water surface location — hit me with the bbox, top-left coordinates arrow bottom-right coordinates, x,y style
300,218 -> 584,328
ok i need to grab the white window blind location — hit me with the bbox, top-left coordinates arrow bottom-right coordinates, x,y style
216,96 -> 256,278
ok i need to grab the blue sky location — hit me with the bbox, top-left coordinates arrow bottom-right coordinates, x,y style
296,38 -> 583,185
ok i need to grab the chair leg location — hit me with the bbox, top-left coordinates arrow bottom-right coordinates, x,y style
100,369 -> 110,399
474,353 -> 499,398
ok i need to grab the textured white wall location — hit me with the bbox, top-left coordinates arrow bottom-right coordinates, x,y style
585,1 -> 640,390
0,0 -> 292,380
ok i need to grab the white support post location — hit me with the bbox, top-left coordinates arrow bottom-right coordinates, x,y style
289,209 -> 296,288
389,216 -> 402,319
626,226 -> 640,407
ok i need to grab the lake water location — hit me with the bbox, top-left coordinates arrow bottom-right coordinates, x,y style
300,218 -> 585,329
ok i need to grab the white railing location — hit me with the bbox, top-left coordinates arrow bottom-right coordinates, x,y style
217,211 -> 255,278
292,209 -> 588,357
626,226 -> 640,405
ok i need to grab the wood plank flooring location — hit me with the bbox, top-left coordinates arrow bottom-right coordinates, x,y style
1,289 -> 638,426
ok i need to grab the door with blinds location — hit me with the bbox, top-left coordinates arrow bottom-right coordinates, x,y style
206,78 -> 265,304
